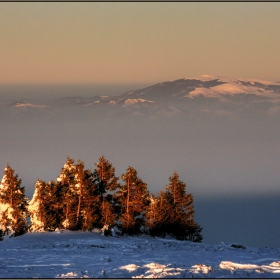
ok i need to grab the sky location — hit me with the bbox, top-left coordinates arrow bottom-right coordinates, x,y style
1,2 -> 280,85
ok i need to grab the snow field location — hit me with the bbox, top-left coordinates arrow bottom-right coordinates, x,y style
0,231 -> 280,278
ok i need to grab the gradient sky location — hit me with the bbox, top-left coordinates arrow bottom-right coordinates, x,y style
1,2 -> 280,85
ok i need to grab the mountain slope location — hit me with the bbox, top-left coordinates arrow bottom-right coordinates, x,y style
1,75 -> 280,121
121,75 -> 280,101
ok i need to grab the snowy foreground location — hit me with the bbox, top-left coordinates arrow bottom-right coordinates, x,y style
0,230 -> 280,278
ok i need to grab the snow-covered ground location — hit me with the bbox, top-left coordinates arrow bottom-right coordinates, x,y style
0,231 -> 280,278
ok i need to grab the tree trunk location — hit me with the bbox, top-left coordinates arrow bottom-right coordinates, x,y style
10,188 -> 13,208
76,184 -> 82,225
65,201 -> 69,228
126,175 -> 130,217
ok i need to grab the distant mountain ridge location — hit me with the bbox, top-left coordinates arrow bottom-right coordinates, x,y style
2,75 -> 279,106
1,75 -> 280,120
121,75 -> 280,101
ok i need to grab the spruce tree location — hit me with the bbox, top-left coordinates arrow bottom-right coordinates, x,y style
44,180 -> 65,230
165,171 -> 194,220
146,172 -> 203,242
162,172 -> 203,241
146,190 -> 173,237
81,179 -> 101,231
75,160 -> 96,230
57,156 -> 78,230
75,160 -> 86,228
93,156 -> 120,230
28,179 -> 47,232
145,194 -> 159,235
94,155 -> 120,192
57,157 -> 100,231
0,165 -> 28,239
117,166 -> 149,235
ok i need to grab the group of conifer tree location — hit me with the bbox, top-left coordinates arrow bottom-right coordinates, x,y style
0,156 -> 202,242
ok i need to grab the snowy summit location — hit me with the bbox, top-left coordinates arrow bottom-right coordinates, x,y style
184,75 -> 280,100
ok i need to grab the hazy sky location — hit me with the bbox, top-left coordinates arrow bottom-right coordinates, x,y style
1,2 -> 280,85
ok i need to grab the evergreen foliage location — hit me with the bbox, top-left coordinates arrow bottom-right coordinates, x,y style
43,180 -> 65,231
94,155 -> 120,192
116,166 -> 149,235
0,165 -> 28,239
57,157 -> 99,231
146,172 -> 202,241
93,156 -> 120,231
1,157 -> 203,242
57,156 -> 77,230
28,179 -> 64,232
28,179 -> 47,232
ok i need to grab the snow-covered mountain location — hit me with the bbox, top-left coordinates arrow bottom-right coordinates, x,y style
2,75 -> 280,120
120,75 -> 280,101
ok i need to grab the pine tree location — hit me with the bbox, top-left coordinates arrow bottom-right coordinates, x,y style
145,190 -> 173,237
57,156 -> 78,230
99,197 -> 117,236
44,180 -> 65,231
57,157 -> 101,231
145,194 -> 158,235
75,160 -> 96,230
81,180 -> 101,231
145,172 -> 203,242
145,193 -> 162,236
28,179 -> 47,232
94,155 -> 120,193
165,171 -> 194,220
0,165 -> 28,239
75,160 -> 86,228
117,166 -> 149,235
161,172 -> 203,241
93,156 -> 120,231
29,179 -> 65,232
